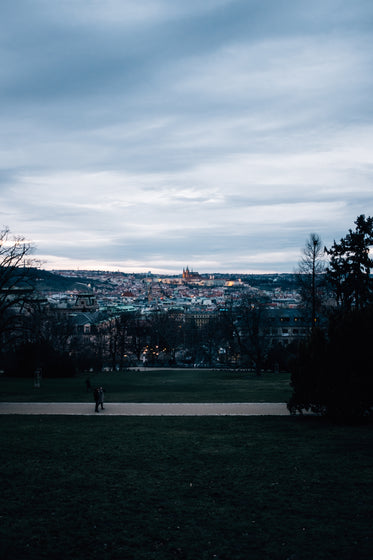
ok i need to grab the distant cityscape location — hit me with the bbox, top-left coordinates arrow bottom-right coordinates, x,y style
0,264 -> 316,374
27,267 -> 307,371
48,267 -> 301,316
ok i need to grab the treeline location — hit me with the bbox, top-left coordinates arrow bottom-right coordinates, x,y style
0,300 -> 297,377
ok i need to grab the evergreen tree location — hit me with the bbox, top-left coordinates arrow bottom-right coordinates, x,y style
325,215 -> 373,310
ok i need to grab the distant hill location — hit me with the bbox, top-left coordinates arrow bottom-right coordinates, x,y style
26,268 -> 94,292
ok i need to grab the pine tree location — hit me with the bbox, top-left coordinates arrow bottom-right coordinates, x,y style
325,215 -> 373,310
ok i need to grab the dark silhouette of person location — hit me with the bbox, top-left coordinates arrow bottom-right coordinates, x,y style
93,387 -> 100,412
99,386 -> 105,410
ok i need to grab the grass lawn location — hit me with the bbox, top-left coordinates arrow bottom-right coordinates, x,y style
1,415 -> 372,559
0,369 -> 292,403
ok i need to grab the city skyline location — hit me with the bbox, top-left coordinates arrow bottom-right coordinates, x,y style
1,1 -> 373,274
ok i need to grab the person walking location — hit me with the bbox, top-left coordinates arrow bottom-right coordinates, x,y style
93,387 -> 100,413
99,386 -> 105,410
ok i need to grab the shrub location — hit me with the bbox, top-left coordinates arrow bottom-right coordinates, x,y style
4,342 -> 76,378
288,306 -> 373,420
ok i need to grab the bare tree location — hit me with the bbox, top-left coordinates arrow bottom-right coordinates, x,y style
297,233 -> 325,330
233,295 -> 271,374
0,226 -> 36,342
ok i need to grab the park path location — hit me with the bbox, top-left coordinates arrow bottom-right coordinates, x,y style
0,402 -> 289,416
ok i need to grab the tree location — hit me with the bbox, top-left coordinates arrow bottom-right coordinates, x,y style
234,296 -> 270,374
217,305 -> 241,366
325,215 -> 373,310
0,227 -> 36,348
289,216 -> 373,420
146,311 -> 182,365
199,314 -> 225,367
180,316 -> 200,365
287,327 -> 328,416
297,233 -> 325,330
288,307 -> 373,420
126,314 -> 150,362
108,312 -> 133,370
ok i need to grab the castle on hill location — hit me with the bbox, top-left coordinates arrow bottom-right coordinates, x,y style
182,266 -> 201,282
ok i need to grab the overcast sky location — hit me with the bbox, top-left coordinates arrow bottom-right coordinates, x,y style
1,0 -> 372,274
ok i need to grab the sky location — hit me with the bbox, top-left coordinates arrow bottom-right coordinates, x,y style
1,0 -> 372,275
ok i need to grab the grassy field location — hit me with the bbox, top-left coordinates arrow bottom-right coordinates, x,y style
0,369 -> 292,403
1,415 -> 372,559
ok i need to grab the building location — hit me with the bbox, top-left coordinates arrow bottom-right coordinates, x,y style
182,267 -> 201,282
265,308 -> 309,346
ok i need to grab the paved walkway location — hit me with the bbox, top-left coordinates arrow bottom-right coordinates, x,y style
0,402 -> 289,416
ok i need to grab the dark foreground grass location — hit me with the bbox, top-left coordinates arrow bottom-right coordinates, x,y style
0,369 -> 291,403
1,415 -> 372,560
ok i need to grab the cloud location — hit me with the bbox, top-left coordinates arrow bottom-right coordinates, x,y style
0,1 -> 372,273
